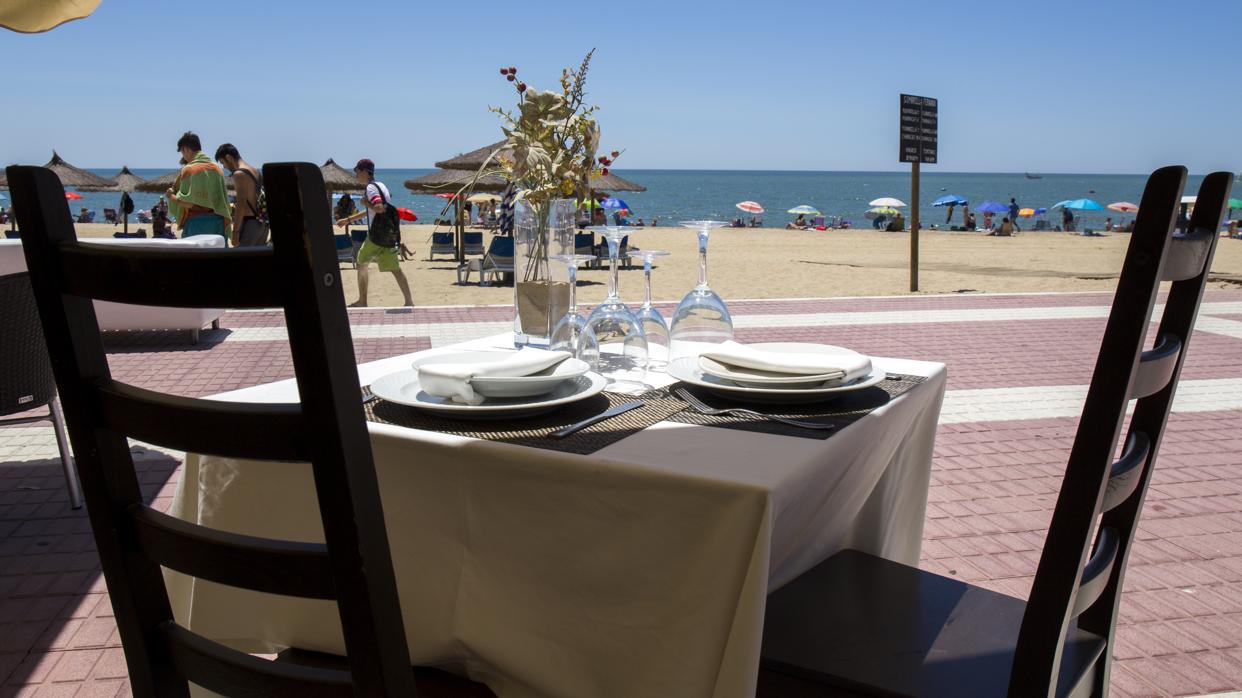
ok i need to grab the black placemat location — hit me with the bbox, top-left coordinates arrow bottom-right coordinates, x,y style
661,374 -> 926,440
362,386 -> 687,456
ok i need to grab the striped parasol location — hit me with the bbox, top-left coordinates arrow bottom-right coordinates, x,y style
736,201 -> 764,213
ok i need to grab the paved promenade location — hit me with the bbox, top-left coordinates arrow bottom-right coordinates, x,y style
3,290 -> 1242,697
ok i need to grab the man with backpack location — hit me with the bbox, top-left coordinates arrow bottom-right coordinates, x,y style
335,158 -> 413,307
214,143 -> 268,247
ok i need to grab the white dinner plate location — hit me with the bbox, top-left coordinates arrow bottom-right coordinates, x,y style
371,368 -> 607,419
412,351 -> 590,399
697,343 -> 868,388
669,349 -> 886,404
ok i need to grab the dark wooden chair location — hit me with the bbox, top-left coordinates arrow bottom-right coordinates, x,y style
758,166 -> 1234,698
8,162 -> 495,697
0,271 -> 81,508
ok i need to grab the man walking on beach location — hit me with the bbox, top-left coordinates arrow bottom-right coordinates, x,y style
214,143 -> 267,247
335,158 -> 413,307
1009,198 -> 1021,231
166,132 -> 232,241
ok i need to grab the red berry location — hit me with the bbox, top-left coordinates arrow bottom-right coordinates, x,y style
601,168 -> 609,176
499,67 -> 508,75
611,150 -> 619,158
517,81 -> 527,92
598,156 -> 607,163
506,74 -> 515,82
508,66 -> 517,74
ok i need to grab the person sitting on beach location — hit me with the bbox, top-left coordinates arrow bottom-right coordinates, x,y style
989,217 -> 1015,236
886,214 -> 905,232
77,207 -> 90,223
335,158 -> 414,307
982,212 -> 994,230
635,218 -> 645,227
166,131 -> 232,241
787,214 -> 807,230
1227,220 -> 1239,238
1104,216 -> 1113,232
749,216 -> 762,227
151,197 -> 172,237
1062,207 -> 1074,232
651,217 -> 658,227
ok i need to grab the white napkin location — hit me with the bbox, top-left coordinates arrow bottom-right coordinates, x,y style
417,348 -> 571,405
699,341 -> 872,382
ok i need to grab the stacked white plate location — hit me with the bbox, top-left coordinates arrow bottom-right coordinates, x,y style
667,343 -> 884,404
370,351 -> 605,419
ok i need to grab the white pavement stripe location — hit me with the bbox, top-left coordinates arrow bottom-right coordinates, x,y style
208,303 -> 1242,344
939,378 -> 1242,424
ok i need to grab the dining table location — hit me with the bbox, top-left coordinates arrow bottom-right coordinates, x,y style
166,333 -> 947,698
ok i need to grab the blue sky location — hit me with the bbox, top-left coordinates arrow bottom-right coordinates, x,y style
1,0 -> 1239,173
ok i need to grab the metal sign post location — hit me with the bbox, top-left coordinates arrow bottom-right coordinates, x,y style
900,94 -> 937,292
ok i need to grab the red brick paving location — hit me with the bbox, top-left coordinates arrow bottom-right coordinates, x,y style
2,293 -> 1241,697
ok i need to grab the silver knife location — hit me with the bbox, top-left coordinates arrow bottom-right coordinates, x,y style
550,401 -> 645,439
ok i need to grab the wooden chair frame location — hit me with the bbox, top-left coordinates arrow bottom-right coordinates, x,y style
8,162 -> 418,697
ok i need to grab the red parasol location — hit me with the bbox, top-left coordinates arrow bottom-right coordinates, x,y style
65,192 -> 83,200
397,207 -> 418,222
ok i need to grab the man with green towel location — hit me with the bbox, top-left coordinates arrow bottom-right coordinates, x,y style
165,132 -> 232,241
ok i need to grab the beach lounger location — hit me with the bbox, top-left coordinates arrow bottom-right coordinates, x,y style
335,232 -> 356,267
481,235 -> 514,285
429,232 -> 455,260
103,208 -> 118,225
811,216 -> 826,230
463,231 -> 485,256
574,232 -> 598,267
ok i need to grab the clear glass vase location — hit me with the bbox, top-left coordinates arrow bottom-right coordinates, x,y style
513,198 -> 574,348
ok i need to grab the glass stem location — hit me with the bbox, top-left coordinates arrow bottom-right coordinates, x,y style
567,264 -> 578,315
698,230 -> 709,288
643,258 -> 653,307
607,237 -> 620,300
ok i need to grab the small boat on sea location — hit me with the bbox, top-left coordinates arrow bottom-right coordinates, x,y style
1025,172 -> 1043,179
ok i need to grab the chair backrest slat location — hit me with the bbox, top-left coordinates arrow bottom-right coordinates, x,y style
8,162 -> 418,697
58,242 -> 282,309
162,624 -> 353,697
1009,168 -> 1232,696
93,380 -> 309,461
1130,334 -> 1182,399
1100,432 -> 1151,512
128,505 -> 335,599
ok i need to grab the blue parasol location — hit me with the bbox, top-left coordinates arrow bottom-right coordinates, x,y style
1061,198 -> 1104,211
601,197 -> 629,210
932,194 -> 968,207
975,201 -> 1008,214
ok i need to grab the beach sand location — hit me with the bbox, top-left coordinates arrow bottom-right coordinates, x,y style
71,223 -> 1242,307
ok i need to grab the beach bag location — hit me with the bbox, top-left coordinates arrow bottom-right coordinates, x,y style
368,182 -> 401,248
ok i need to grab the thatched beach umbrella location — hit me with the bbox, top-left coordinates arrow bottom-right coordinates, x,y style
42,151 -> 110,188
433,140 -> 647,192
77,167 -> 147,233
320,158 -> 365,192
78,165 -> 145,192
405,169 -> 508,263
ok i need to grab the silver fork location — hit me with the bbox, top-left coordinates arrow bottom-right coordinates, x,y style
672,387 -> 836,431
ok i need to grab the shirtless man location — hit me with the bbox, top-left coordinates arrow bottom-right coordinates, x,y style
214,143 -> 267,247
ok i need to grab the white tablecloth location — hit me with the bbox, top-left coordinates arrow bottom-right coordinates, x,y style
167,335 -> 946,698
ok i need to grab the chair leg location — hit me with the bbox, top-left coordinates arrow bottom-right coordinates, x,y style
49,396 -> 82,509
190,328 -> 199,345
211,319 -> 220,330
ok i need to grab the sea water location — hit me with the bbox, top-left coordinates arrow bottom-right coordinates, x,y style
49,169 -> 1213,232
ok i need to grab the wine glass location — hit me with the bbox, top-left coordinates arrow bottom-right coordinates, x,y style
549,253 -> 598,356
581,226 -> 648,388
628,249 -> 670,369
670,221 -> 734,361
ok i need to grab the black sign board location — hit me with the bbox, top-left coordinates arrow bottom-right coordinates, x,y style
900,94 -> 937,164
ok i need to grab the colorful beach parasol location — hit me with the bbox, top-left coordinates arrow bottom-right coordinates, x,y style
1018,208 -> 1037,218
932,195 -> 967,207
787,205 -> 820,215
601,198 -> 629,210
869,197 -> 906,207
1062,199 -> 1104,211
974,201 -> 1008,214
434,193 -> 458,200
736,201 -> 764,213
868,206 -> 901,216
64,191 -> 82,200
1107,202 -> 1139,213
